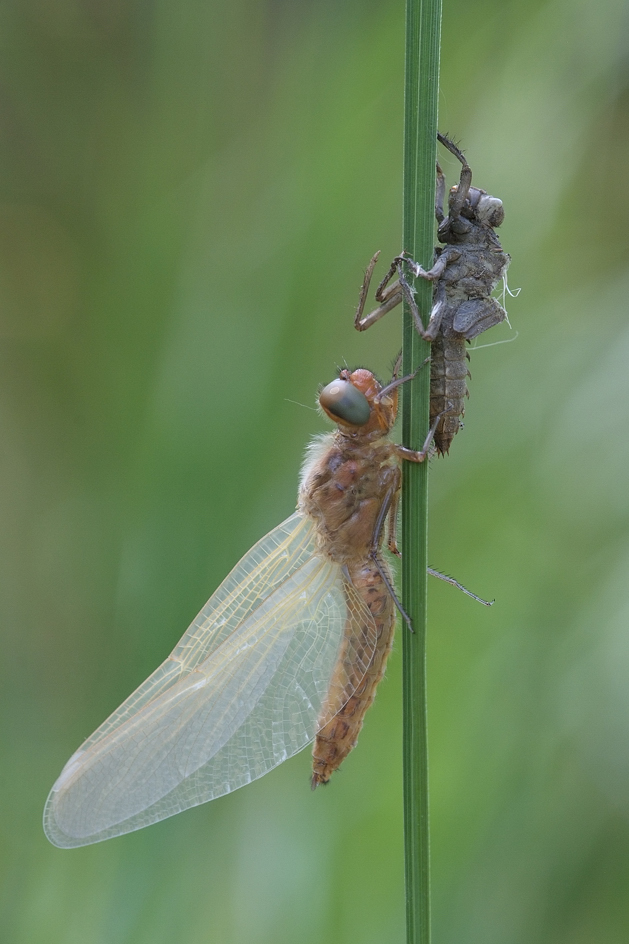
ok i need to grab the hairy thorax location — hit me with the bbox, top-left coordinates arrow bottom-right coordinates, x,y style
298,432 -> 398,564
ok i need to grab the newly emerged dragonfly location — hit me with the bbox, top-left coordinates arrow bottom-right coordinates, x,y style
44,364 -> 486,848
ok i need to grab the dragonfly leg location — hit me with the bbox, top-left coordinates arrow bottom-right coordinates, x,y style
375,356 -> 430,403
435,160 -> 446,223
356,250 -> 448,342
396,257 -> 452,342
386,487 -> 401,558
368,477 -> 414,632
393,263 -> 432,339
374,255 -> 405,303
355,251 -> 403,331
371,553 -> 413,632
394,406 -> 445,464
427,567 -> 493,606
391,349 -> 403,380
437,132 -> 473,218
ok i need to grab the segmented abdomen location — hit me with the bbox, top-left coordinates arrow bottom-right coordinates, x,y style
430,334 -> 468,455
311,560 -> 395,788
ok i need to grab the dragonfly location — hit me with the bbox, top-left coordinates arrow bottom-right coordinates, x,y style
44,363 -> 487,848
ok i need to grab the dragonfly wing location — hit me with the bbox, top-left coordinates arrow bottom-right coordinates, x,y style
44,512 -> 377,847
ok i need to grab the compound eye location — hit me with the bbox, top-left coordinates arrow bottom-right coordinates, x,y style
320,379 -> 371,426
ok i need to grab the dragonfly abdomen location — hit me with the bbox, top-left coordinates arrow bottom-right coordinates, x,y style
311,559 -> 395,788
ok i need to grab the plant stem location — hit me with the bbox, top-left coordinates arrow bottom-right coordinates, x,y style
401,1 -> 442,943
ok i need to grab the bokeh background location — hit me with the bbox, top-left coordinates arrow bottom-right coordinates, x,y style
1,0 -> 629,941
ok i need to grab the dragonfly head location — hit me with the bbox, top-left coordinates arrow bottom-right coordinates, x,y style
319,369 -> 396,436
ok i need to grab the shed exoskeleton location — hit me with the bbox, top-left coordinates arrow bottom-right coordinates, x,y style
355,133 -> 511,454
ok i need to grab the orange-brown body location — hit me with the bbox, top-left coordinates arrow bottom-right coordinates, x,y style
309,560 -> 394,787
298,368 -> 415,786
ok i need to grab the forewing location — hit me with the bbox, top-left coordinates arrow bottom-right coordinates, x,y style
44,513 -> 377,847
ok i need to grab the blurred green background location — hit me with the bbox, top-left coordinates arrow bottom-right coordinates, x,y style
1,0 -> 629,941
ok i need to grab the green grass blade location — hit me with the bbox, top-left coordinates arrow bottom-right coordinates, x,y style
401,1 -> 442,943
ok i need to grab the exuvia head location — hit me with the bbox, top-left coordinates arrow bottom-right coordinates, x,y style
446,185 -> 505,228
463,188 -> 504,228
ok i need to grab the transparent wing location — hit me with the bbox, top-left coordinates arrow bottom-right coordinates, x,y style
44,512 -> 377,848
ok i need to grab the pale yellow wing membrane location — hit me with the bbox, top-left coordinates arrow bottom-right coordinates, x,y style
44,512 -> 377,847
